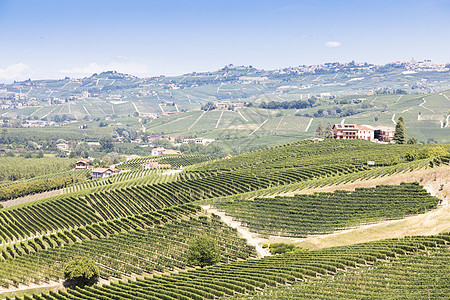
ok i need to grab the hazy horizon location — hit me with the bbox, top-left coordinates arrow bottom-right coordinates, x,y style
1,0 -> 450,83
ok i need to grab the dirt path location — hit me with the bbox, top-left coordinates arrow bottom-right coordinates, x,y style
304,118 -> 313,132
276,166 -> 449,199
2,188 -> 65,208
202,205 -> 271,257
0,280 -> 64,298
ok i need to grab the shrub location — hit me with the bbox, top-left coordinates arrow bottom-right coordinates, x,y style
186,235 -> 221,268
64,256 -> 100,287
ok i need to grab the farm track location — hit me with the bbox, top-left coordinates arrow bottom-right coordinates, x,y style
2,188 -> 65,208
202,205 -> 271,258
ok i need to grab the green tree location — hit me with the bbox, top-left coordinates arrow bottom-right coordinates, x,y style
315,121 -> 323,136
393,116 -> 406,144
407,137 -> 418,144
64,256 -> 100,287
99,137 -> 114,152
186,235 -> 221,268
324,121 -> 333,139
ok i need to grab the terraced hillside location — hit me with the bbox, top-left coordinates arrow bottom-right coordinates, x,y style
0,205 -> 255,287
237,237 -> 450,300
213,183 -> 441,237
9,233 -> 449,299
0,139 -> 448,299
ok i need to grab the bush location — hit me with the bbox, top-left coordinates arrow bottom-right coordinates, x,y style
186,235 -> 221,267
64,256 -> 100,287
269,243 -> 307,255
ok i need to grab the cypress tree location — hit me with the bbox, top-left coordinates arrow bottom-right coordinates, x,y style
325,122 -> 333,139
315,121 -> 323,136
393,116 -> 406,144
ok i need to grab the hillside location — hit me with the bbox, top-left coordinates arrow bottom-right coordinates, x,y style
0,139 -> 448,299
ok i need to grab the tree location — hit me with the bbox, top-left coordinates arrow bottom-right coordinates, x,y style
393,116 -> 406,144
64,256 -> 99,287
325,122 -> 333,139
186,235 -> 221,268
315,121 -> 323,136
407,137 -> 418,144
99,137 -> 114,152
201,102 -> 216,111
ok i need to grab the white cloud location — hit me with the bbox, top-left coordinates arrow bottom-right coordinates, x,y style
0,63 -> 30,82
59,62 -> 149,77
325,41 -> 342,48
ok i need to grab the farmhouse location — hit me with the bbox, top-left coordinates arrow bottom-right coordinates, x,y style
374,126 -> 395,142
333,124 -> 358,139
162,149 -> 181,155
56,143 -> 70,151
333,124 -> 395,142
357,125 -> 375,141
152,147 -> 166,156
141,162 -> 172,169
75,158 -> 92,170
152,147 -> 182,156
91,167 -> 121,179
214,101 -> 245,110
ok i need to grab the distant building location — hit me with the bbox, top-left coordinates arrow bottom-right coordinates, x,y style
152,147 -> 166,156
194,138 -> 215,145
333,124 -> 394,142
162,149 -> 181,155
152,147 -> 181,156
333,124 -> 358,139
214,101 -> 245,110
91,167 -> 121,179
357,125 -> 375,141
374,126 -> 395,142
141,161 -> 172,169
75,158 -> 92,170
56,143 -> 70,151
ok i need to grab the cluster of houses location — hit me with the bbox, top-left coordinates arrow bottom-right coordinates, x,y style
214,101 -> 245,110
75,158 -> 122,179
151,147 -> 181,156
74,145 -> 181,179
332,124 -> 395,142
147,135 -> 215,146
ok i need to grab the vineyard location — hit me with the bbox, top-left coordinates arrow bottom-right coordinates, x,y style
186,139 -> 449,172
117,154 -> 212,170
0,205 -> 255,288
0,157 -> 76,183
237,242 -> 450,299
213,183 -> 441,236
0,139 -> 448,299
7,233 -> 449,299
0,170 -> 89,201
0,159 -> 374,246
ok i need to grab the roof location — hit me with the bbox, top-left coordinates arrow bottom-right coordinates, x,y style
92,167 -> 120,173
76,158 -> 91,164
152,147 -> 166,151
162,149 -> 181,155
357,125 -> 375,131
333,124 -> 357,129
141,161 -> 159,167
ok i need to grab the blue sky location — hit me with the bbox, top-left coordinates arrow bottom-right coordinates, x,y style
0,0 -> 449,82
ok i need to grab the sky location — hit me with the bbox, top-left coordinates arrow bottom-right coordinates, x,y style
0,0 -> 450,82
